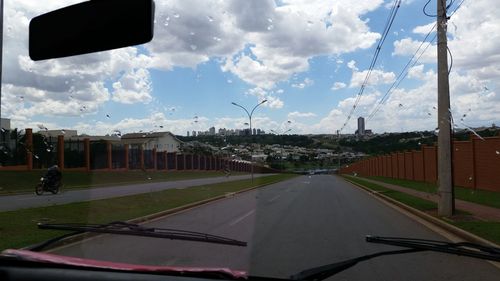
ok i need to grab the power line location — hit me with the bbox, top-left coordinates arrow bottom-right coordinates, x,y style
367,0 -> 467,121
367,25 -> 436,121
338,0 -> 402,133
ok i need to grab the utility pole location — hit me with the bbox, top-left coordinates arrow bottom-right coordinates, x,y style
337,130 -> 341,171
437,0 -> 454,216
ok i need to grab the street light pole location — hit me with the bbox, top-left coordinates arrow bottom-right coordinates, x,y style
231,100 -> 267,183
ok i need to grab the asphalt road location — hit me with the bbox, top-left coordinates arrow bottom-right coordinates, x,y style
51,175 -> 499,280
0,174 -> 272,212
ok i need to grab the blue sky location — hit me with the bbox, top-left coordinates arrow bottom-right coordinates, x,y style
2,0 -> 499,136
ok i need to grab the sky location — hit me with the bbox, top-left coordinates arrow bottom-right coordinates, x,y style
1,0 -> 499,136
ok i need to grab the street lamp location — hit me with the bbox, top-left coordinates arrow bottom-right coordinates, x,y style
231,100 -> 267,183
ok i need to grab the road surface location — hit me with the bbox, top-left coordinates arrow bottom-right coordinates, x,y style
51,175 -> 499,280
0,174 -> 272,212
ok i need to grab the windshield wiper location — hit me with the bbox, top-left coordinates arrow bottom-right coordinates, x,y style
291,235 -> 500,281
27,221 -> 247,251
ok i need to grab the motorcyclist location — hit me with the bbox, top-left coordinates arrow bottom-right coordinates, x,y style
45,165 -> 62,188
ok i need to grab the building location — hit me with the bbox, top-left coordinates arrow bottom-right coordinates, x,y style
192,130 -> 197,137
209,127 -> 216,135
121,131 -> 183,152
252,128 -> 256,135
187,131 -> 190,137
39,129 -> 78,138
357,117 -> 365,136
1,118 -> 11,130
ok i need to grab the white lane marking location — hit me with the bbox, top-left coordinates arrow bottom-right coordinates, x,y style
268,195 -> 281,203
229,209 -> 255,226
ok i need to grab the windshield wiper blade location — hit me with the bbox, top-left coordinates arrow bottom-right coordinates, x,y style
291,236 -> 500,281
366,235 -> 500,261
28,221 -> 247,251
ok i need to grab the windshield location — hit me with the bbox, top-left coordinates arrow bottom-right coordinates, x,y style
1,0 -> 500,280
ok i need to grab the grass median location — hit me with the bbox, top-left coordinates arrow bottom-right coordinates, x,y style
0,173 -> 298,251
369,176 -> 500,209
343,175 -> 500,245
0,170 -> 246,195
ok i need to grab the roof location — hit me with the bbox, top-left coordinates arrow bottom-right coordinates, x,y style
121,131 -> 183,143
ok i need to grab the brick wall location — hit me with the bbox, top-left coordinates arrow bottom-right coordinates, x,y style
340,136 -> 500,192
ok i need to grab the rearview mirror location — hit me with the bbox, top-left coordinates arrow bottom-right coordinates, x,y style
29,0 -> 155,61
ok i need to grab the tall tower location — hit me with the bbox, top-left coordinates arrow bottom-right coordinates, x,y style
357,117 -> 365,136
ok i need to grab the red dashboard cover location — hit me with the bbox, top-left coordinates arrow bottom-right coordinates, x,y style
2,249 -> 247,279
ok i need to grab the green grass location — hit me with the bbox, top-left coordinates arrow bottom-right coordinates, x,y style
370,176 -> 500,209
0,170 -> 246,195
450,221 -> 500,245
344,176 -> 499,245
0,174 -> 297,251
345,176 -> 437,211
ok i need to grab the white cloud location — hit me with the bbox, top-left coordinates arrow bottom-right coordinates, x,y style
246,87 -> 284,109
112,68 -> 153,104
331,82 -> 347,91
288,111 -> 317,119
392,37 -> 435,63
350,69 -> 396,88
292,78 -> 314,89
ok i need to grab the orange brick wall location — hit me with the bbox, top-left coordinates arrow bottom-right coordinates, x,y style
340,136 -> 500,192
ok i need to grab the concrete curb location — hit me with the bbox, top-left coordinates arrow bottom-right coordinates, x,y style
342,176 -> 500,249
36,176 -> 297,251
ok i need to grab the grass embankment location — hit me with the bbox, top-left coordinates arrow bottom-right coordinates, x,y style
345,177 -> 437,211
0,174 -> 297,251
0,170 -> 245,195
344,176 -> 500,245
369,176 -> 500,209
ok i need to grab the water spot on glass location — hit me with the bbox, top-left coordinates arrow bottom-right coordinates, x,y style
189,31 -> 195,36
267,18 -> 273,23
147,177 -> 152,180
173,13 -> 180,18
267,24 -> 274,30
455,148 -> 459,151
106,114 -> 111,118
65,80 -> 69,85
0,128 -> 5,133
496,150 -> 499,155
164,21 -> 169,27
434,128 -> 440,135
213,36 -> 221,41
61,129 -> 66,135
227,79 -> 233,84
468,176 -> 473,181
34,155 -> 39,159
418,142 -> 422,145
46,148 -> 51,152
398,103 -> 403,107
190,45 -> 198,50
207,15 -> 214,22
427,112 -> 432,116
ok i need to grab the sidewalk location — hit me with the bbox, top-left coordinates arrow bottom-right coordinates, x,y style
352,177 -> 500,222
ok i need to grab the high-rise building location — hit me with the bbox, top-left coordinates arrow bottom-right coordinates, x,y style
187,131 -> 190,137
192,131 -> 197,137
357,117 -> 365,136
257,128 -> 261,135
252,128 -> 256,135
209,127 -> 216,135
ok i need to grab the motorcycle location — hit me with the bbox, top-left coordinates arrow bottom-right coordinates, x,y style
35,176 -> 61,195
